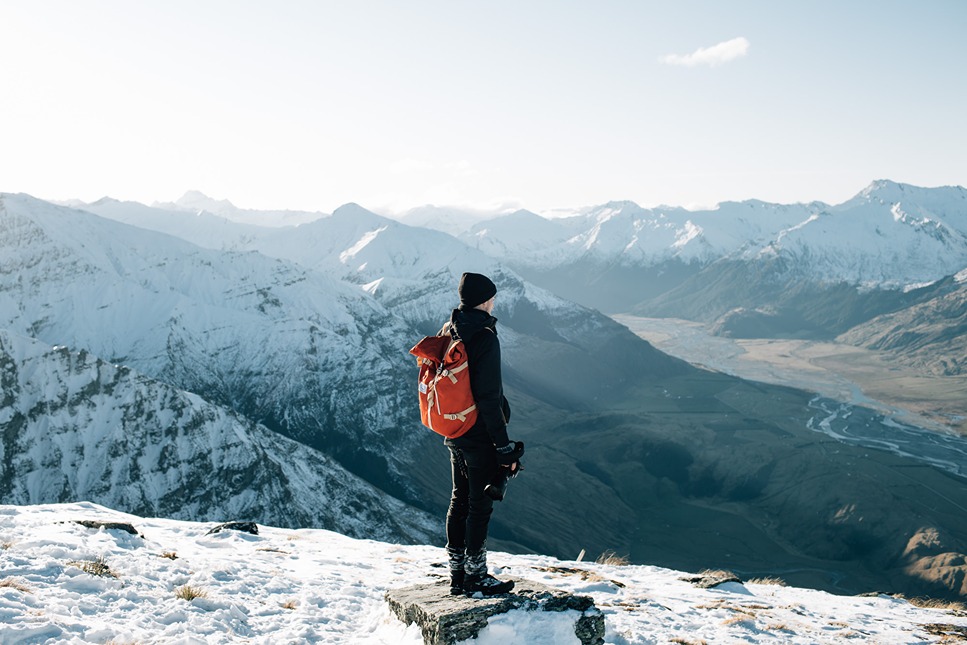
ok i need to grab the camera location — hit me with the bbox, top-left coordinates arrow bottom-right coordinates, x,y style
484,462 -> 522,501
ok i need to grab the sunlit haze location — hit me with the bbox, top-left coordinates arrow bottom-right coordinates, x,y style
2,1 -> 965,215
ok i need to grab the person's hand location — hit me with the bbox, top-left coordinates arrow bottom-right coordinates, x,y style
496,441 -> 524,466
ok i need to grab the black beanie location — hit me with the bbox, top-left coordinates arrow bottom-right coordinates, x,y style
459,272 -> 497,308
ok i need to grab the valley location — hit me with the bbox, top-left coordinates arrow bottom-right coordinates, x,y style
614,314 -> 967,436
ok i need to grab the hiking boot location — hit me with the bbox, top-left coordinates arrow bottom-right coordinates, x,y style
446,546 -> 466,596
463,573 -> 514,596
449,569 -> 465,595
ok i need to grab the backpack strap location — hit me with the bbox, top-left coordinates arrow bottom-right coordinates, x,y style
442,403 -> 477,422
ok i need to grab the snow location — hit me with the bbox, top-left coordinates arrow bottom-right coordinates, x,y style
2,503 -> 964,644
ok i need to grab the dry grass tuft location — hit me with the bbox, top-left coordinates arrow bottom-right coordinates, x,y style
174,584 -> 207,601
596,550 -> 630,566
748,576 -> 787,586
0,577 -> 32,593
531,565 -> 626,588
68,556 -> 116,578
723,613 -> 756,626
906,596 -> 967,612
923,623 -> 967,641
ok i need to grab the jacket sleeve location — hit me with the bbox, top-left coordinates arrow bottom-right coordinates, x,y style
469,331 -> 510,447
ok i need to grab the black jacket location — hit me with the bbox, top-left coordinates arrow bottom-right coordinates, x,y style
442,306 -> 511,450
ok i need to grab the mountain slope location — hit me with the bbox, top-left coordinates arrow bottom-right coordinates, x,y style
0,192 -> 430,499
0,331 -> 435,542
838,272 -> 967,376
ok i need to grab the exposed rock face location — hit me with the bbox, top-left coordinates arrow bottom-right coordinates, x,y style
385,579 -> 605,645
206,522 -> 259,536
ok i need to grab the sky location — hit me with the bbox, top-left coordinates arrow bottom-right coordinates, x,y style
2,1 -> 966,215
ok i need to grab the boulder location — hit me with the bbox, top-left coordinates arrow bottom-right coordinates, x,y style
386,578 -> 605,645
72,520 -> 140,536
205,521 -> 259,536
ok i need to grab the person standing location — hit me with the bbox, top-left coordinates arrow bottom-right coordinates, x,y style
442,272 -> 523,596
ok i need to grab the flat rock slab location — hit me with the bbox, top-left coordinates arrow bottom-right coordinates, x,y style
386,578 -> 605,645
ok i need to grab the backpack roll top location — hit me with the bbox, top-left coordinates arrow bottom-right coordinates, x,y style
409,335 -> 479,438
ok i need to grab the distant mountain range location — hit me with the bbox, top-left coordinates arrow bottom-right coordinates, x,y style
3,185 -> 967,600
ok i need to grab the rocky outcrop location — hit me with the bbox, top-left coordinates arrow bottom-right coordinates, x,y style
386,579 -> 605,645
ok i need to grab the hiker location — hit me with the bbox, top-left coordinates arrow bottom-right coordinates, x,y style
442,272 -> 523,596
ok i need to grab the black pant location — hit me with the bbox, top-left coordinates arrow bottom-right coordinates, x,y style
446,446 -> 498,556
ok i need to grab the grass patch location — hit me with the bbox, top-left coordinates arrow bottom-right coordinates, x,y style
905,597 -> 967,612
748,576 -> 787,586
68,556 -> 116,578
174,584 -> 207,601
595,550 -> 630,566
723,613 -> 756,626
0,577 -> 31,593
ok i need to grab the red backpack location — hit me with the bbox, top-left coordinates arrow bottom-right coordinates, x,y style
409,334 -> 478,438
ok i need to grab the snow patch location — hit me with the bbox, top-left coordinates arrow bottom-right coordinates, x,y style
1,502 -> 965,645
340,226 -> 388,263
362,278 -> 384,295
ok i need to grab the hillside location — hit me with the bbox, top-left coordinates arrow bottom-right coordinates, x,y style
838,272 -> 967,376
0,330 -> 435,542
1,502 -> 965,644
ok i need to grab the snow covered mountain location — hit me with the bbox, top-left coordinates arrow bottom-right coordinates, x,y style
78,195 -> 685,409
0,192 -> 431,500
0,332 -> 435,542
459,181 -> 967,324
396,204 -> 499,236
3,502 -> 966,644
153,190 -> 325,227
739,180 -> 967,288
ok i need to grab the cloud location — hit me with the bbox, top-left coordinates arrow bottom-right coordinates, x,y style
661,37 -> 750,67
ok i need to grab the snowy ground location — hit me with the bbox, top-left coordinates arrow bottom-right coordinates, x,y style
2,503 -> 966,644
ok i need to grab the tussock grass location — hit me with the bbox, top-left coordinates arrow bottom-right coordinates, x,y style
905,596 -> 967,612
595,550 -> 630,566
748,576 -> 788,586
0,577 -> 31,593
723,613 -> 756,626
68,556 -> 116,578
174,584 -> 207,601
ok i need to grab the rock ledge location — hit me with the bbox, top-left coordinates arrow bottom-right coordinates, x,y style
386,578 -> 605,645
